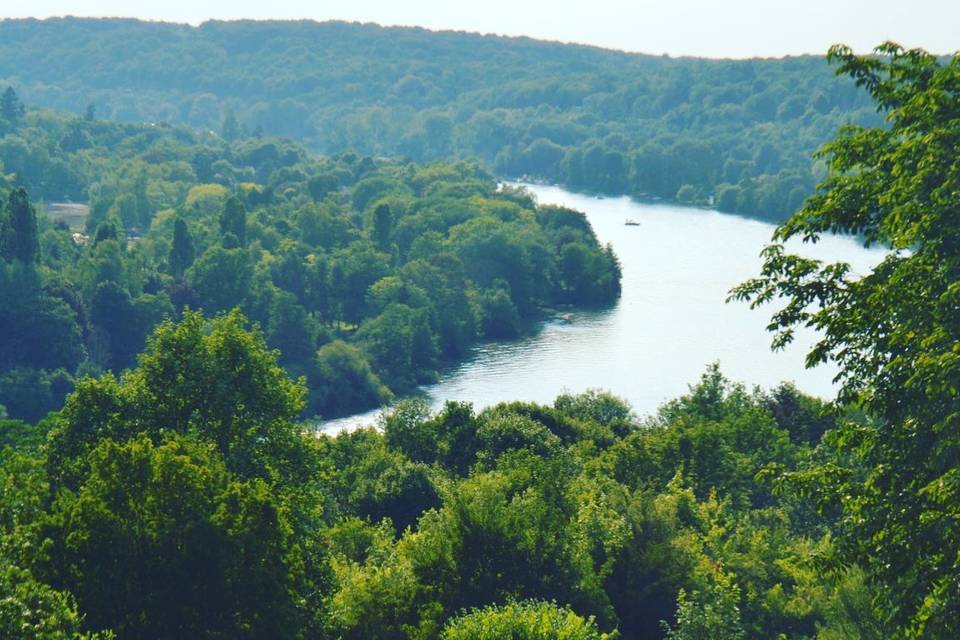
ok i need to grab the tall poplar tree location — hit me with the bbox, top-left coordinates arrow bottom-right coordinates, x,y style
1,188 -> 39,264
219,195 -> 246,247
169,217 -> 195,276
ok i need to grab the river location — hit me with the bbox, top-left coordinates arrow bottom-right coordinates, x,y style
319,183 -> 884,432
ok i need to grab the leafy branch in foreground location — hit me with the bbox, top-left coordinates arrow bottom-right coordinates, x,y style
732,42 -> 960,638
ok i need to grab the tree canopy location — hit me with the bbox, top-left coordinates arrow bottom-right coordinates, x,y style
0,102 -> 620,421
0,18 -> 881,221
732,43 -> 960,638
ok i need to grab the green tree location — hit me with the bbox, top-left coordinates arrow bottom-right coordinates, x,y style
132,171 -> 151,227
441,601 -> 612,640
89,281 -> 143,370
219,195 -> 247,247
1,188 -> 39,264
371,202 -> 393,251
0,563 -> 107,640
663,578 -> 745,640
480,285 -> 520,339
168,217 -> 195,276
355,303 -> 438,389
221,108 -> 241,142
731,44 -> 960,637
0,368 -> 74,424
0,262 -> 84,373
39,434 -> 297,639
309,340 -> 392,417
46,309 -> 307,487
0,86 -> 24,126
186,246 -> 253,313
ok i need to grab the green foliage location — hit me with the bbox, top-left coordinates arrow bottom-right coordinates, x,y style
38,433 -> 297,639
0,19 -> 881,220
0,563 -> 109,640
0,86 -> 24,128
0,260 -> 84,377
219,194 -> 247,247
46,309 -> 307,487
732,43 -> 960,638
186,246 -> 253,313
168,217 -> 194,276
441,600 -> 613,640
310,340 -> 393,418
0,418 -> 47,452
0,325 -> 882,640
0,103 -> 619,419
0,368 -> 74,424
0,188 -> 40,264
662,576 -> 745,640
0,312 -> 330,639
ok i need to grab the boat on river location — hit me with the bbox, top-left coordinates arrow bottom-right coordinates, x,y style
624,219 -> 640,226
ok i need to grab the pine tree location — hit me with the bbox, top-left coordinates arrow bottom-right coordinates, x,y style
169,218 -> 195,277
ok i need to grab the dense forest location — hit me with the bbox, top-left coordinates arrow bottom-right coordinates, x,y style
0,95 -> 620,422
0,30 -> 958,640
0,17 -> 883,221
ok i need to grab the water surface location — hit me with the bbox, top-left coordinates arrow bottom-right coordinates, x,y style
321,184 -> 883,432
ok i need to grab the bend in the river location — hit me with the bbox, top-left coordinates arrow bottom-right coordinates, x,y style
319,183 -> 884,433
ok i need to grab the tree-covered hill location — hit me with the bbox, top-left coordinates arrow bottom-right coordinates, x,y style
0,17 -> 881,220
0,101 -> 620,422
1,42 -> 958,640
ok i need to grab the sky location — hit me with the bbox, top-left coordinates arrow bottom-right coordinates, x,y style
2,0 -> 957,59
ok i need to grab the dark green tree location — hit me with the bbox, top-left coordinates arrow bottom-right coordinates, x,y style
219,195 -> 246,247
132,171 -> 151,227
186,246 -> 252,313
1,188 -> 39,264
39,434 -> 297,639
89,280 -> 143,370
0,86 -> 24,126
309,340 -> 392,417
371,202 -> 393,251
46,309 -> 307,487
168,217 -> 194,276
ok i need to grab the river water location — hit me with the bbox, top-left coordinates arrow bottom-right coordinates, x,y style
320,183 -> 884,432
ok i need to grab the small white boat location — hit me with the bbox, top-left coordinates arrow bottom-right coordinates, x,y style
624,219 -> 640,226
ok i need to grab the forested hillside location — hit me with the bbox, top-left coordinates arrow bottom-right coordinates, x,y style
1,307 -> 880,639
0,40 -> 957,640
0,98 -> 620,422
0,18 -> 881,220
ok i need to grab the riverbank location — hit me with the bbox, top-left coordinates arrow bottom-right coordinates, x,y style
316,182 -> 884,434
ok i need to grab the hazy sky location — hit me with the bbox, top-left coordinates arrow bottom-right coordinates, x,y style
3,0 -> 957,58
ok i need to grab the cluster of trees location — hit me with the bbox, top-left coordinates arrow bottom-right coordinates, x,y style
1,38 -> 958,640
0,307 -> 882,639
0,18 -> 881,220
0,97 -> 620,422
730,44 -> 960,637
